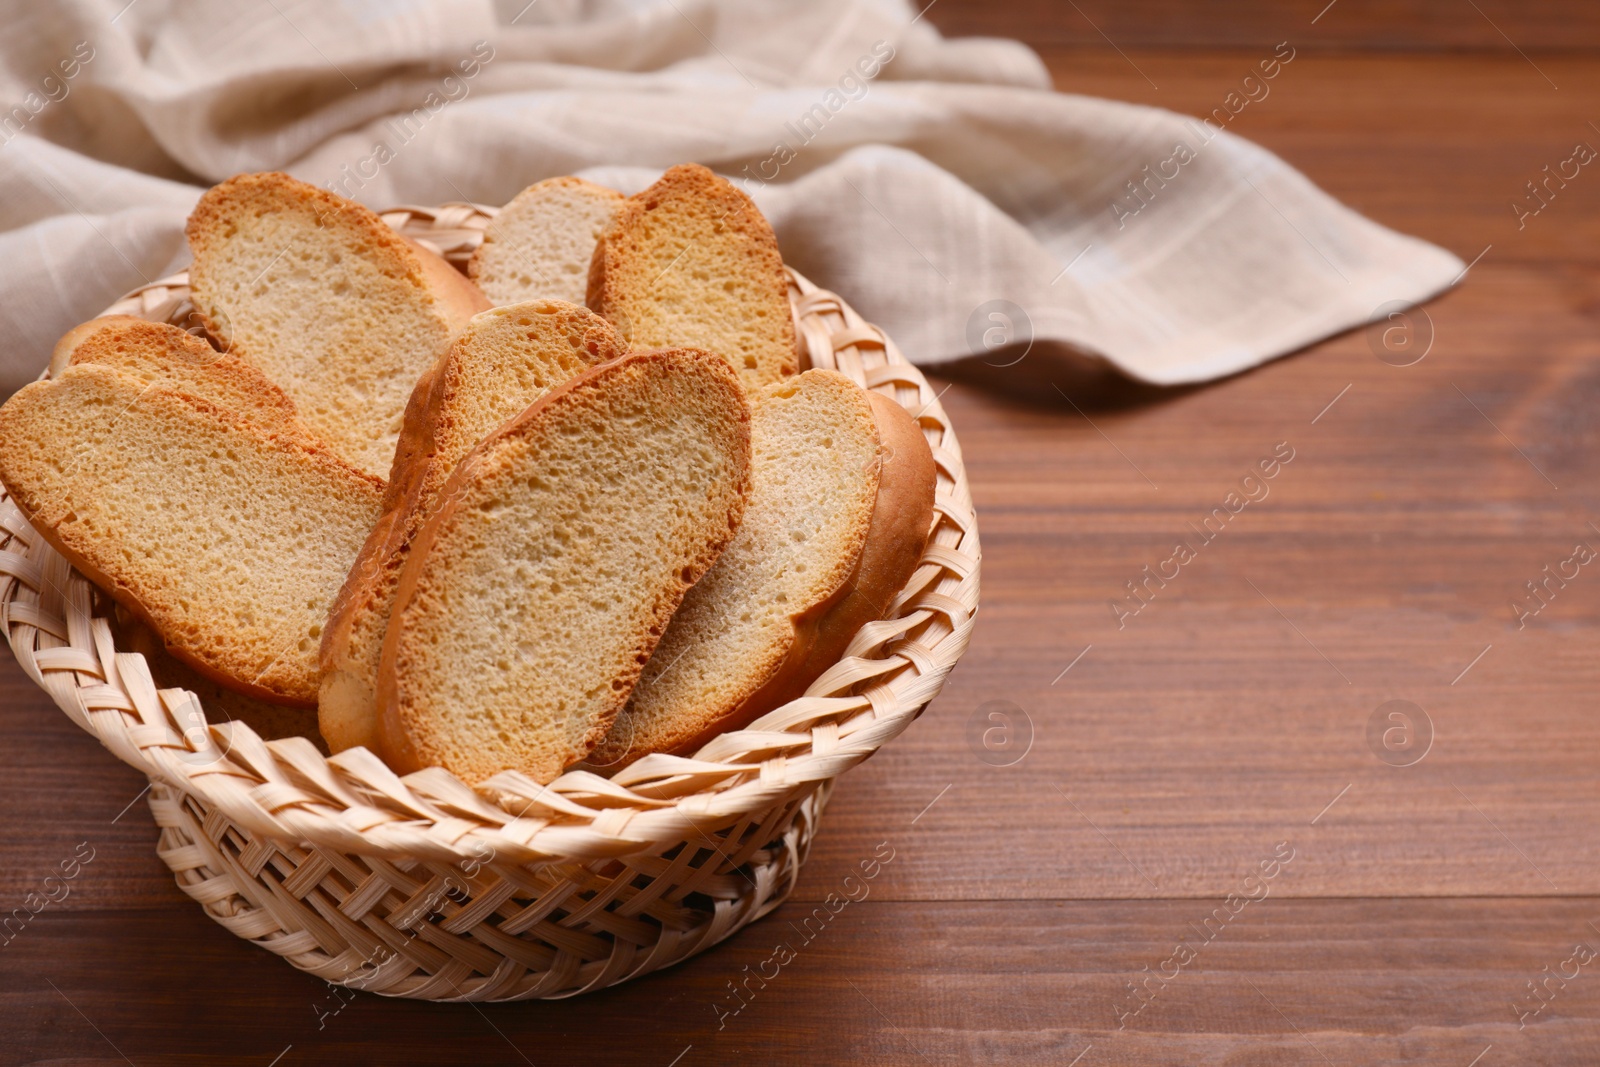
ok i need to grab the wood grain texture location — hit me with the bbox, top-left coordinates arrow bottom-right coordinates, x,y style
1037,51 -> 1600,266
4,9 -> 1600,1066
931,0 -> 1600,51
4,900 -> 1598,1064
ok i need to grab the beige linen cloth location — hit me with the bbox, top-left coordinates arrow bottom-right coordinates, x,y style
0,0 -> 1462,396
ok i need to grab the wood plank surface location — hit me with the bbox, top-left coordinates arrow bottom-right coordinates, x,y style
7,899 -> 1600,1065
5,10 -> 1600,1067
932,0 -> 1600,52
1038,51 -> 1600,266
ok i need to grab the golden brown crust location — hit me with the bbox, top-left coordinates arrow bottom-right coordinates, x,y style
585,223 -> 606,314
186,174 -> 489,342
187,173 -> 410,280
316,505 -> 407,732
415,308 -> 623,509
51,316 -> 301,428
657,389 -> 936,757
383,360 -> 447,510
404,234 -> 492,327
374,348 -> 751,780
587,163 -> 798,387
49,315 -> 145,376
29,507 -> 331,707
317,362 -> 442,750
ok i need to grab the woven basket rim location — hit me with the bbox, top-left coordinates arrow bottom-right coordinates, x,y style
0,201 -> 981,867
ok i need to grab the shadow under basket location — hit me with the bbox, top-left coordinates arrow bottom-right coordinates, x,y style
0,202 -> 981,1000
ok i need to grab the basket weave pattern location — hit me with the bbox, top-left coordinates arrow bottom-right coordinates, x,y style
0,203 -> 980,1000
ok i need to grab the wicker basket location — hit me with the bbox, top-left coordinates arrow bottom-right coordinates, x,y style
0,202 -> 980,1000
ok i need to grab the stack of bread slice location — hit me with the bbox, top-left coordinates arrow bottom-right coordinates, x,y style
378,348 -> 751,782
590,371 -> 934,767
49,316 -> 300,427
0,164 -> 935,785
318,299 -> 628,754
0,362 -> 383,704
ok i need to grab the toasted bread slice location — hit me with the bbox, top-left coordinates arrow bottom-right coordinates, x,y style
49,316 -> 299,428
0,364 -> 384,705
186,172 -> 490,477
588,163 -> 798,391
591,373 -> 936,766
468,178 -> 624,307
319,301 -> 625,754
773,390 -> 937,698
376,348 -> 751,783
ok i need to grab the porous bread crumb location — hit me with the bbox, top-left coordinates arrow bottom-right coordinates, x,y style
468,178 -> 623,307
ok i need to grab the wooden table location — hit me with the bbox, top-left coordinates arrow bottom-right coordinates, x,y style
6,5 -> 1600,1064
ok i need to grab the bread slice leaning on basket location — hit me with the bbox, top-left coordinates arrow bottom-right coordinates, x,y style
467,177 -> 623,306
0,364 -> 383,705
318,300 -> 626,754
375,348 -> 751,784
590,371 -> 937,767
769,389 -> 939,700
50,316 -> 300,428
185,171 -> 490,479
588,163 -> 798,391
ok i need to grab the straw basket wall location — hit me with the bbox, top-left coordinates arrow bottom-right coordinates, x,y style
0,202 -> 980,1000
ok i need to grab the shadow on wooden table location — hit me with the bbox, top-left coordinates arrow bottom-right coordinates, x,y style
935,339 -> 1203,412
